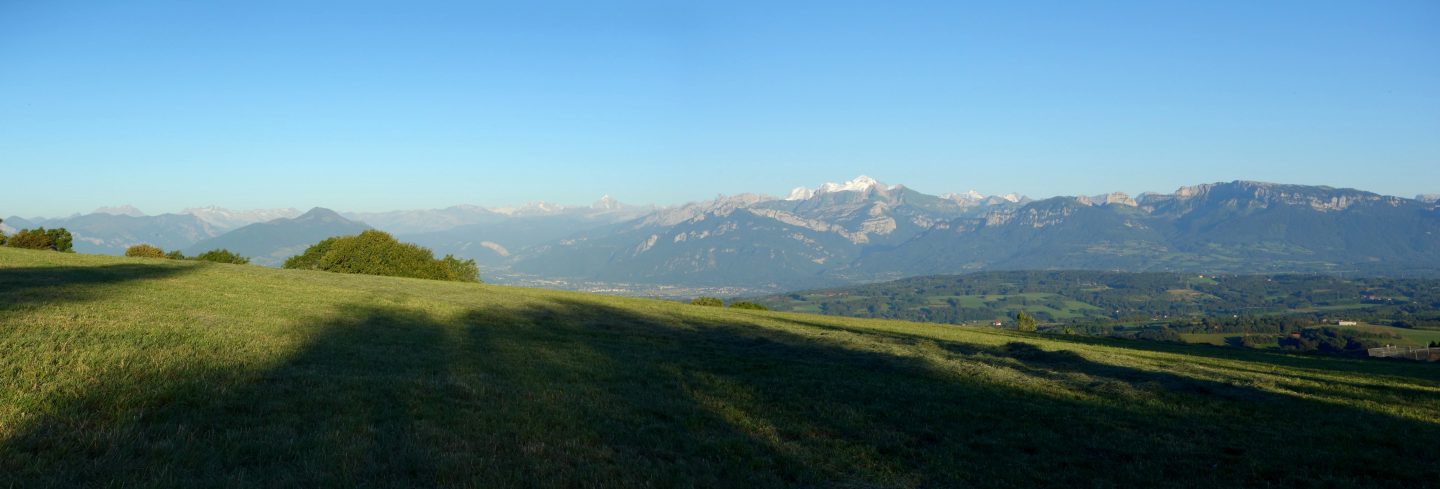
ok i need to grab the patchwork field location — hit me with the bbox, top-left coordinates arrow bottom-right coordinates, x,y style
1,247 -> 1437,487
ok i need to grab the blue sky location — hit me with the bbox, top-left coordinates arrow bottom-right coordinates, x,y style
2,0 -> 1437,217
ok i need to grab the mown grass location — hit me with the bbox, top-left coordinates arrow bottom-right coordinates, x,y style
2,247 -> 1438,487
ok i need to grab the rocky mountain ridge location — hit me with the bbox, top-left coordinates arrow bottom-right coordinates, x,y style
8,179 -> 1437,292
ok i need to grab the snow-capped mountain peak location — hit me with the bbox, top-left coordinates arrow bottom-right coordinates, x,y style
493,201 -> 568,216
784,187 -> 817,201
592,195 -> 622,210
819,175 -> 884,193
941,190 -> 986,202
785,175 -> 893,201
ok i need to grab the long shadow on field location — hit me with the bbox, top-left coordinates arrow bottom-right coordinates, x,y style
0,264 -> 194,313
0,305 -> 453,486
445,300 -> 1440,487
3,297 -> 1438,487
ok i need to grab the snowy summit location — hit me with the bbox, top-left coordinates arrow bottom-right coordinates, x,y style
785,176 -> 893,201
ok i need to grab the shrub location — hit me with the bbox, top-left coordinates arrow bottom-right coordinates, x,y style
442,254 -> 480,283
6,229 -> 51,249
284,236 -> 338,270
165,250 -> 187,260
124,244 -> 166,258
283,230 -> 480,282
728,301 -> 769,311
0,218 -> 6,246
6,227 -> 73,252
194,249 -> 250,265
691,297 -> 723,307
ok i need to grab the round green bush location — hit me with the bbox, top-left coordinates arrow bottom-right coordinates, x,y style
691,297 -> 723,307
194,249 -> 250,265
124,244 -> 166,258
283,230 -> 479,282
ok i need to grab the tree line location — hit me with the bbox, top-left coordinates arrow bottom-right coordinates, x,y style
124,244 -> 251,264
9,220 -> 482,283
1,219 -> 74,252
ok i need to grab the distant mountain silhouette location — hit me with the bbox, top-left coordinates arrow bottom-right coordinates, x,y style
184,208 -> 370,266
3,213 -> 220,255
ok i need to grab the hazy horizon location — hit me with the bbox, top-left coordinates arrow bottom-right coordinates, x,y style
4,1 -> 1437,217
8,175 -> 1438,220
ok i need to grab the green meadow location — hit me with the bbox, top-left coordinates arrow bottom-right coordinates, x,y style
1,247 -> 1437,487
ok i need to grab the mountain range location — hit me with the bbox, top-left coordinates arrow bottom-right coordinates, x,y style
511,178 -> 1440,289
6,178 -> 1438,292
183,208 -> 371,266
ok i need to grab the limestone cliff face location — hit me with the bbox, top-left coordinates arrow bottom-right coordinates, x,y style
1076,192 -> 1138,207
510,179 -> 1440,289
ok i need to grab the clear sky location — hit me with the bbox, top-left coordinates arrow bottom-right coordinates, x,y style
3,0 -> 1437,217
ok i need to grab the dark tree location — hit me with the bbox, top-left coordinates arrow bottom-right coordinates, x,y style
1016,311 -> 1038,332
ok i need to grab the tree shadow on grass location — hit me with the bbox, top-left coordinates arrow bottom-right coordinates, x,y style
0,264 -> 195,314
448,300 -> 1440,486
2,297 -> 1437,487
1,304 -> 455,486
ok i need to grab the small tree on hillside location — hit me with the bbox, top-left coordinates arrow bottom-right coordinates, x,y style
125,244 -> 166,258
193,249 -> 250,265
691,297 -> 723,307
1016,311 -> 1038,332
729,301 -> 769,311
165,250 -> 187,260
46,228 -> 74,252
0,218 -> 7,246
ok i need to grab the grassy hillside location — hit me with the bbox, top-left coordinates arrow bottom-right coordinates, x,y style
1,247 -> 1437,487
